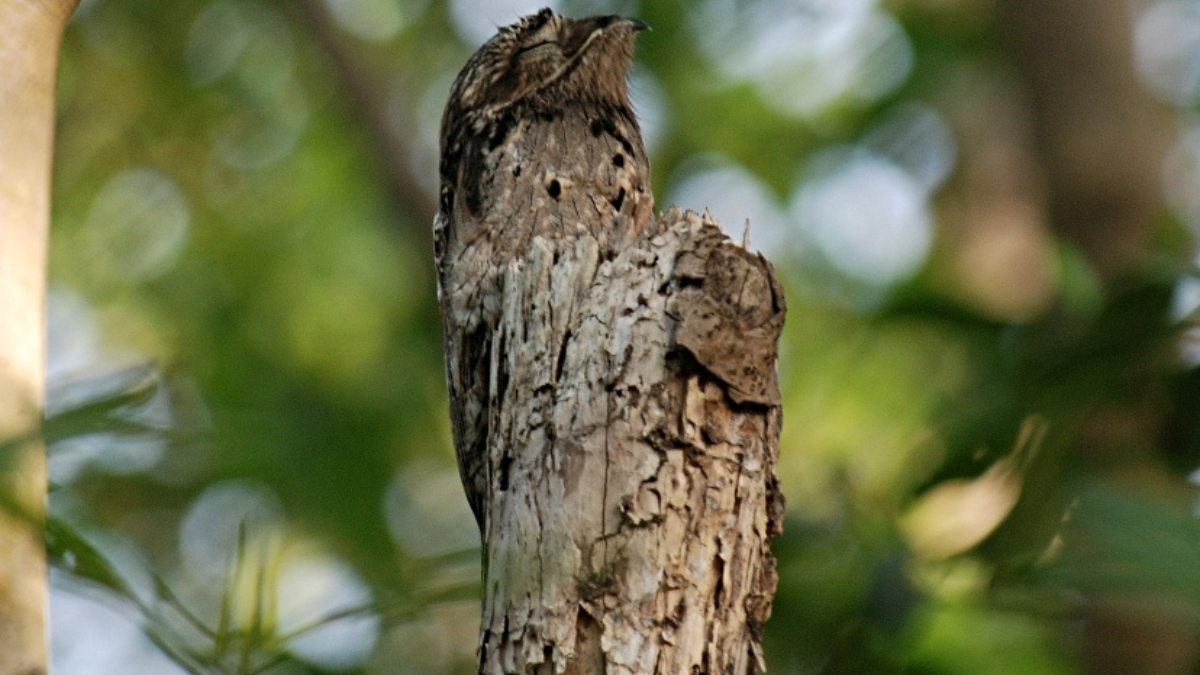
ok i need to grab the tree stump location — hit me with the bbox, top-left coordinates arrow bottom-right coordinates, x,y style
475,207 -> 786,675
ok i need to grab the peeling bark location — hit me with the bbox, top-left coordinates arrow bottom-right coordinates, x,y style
476,208 -> 785,675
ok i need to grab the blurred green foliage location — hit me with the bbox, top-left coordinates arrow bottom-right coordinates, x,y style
38,0 -> 1200,673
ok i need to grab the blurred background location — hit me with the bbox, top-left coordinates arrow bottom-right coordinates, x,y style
43,0 -> 1200,672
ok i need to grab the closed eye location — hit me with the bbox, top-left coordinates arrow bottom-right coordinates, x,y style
517,40 -> 557,56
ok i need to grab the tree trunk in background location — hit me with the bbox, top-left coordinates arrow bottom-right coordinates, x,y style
996,0 -> 1173,283
0,2 -> 77,673
995,1 -> 1194,673
476,210 -> 786,674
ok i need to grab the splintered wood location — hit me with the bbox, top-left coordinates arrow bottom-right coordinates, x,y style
478,208 -> 785,675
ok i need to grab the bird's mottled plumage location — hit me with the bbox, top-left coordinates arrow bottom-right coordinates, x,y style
435,9 -> 653,529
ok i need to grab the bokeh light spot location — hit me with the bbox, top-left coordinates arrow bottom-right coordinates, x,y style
178,480 -> 285,582
46,289 -> 106,388
186,1 -> 252,85
51,578 -> 189,675
792,149 -> 933,285
1164,122 -> 1200,231
691,0 -> 913,117
278,555 -> 380,669
232,11 -> 295,98
1135,0 -> 1200,106
862,102 -> 958,193
83,168 -> 191,282
213,85 -> 308,170
1173,268 -> 1200,365
666,159 -> 792,258
324,0 -> 425,43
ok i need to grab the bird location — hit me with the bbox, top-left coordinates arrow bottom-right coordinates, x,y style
434,8 -> 653,531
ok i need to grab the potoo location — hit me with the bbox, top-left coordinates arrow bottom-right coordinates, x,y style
435,9 -> 654,530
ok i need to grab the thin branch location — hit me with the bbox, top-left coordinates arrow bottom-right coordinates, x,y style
289,0 -> 438,249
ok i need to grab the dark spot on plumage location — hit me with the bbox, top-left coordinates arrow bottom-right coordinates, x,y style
613,153 -> 624,168
611,187 -> 625,212
461,137 -> 488,215
486,110 -> 518,149
447,109 -> 520,215
587,109 -> 637,156
615,133 -> 634,157
548,179 -> 562,199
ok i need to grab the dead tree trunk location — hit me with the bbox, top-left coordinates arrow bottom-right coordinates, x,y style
476,208 -> 786,675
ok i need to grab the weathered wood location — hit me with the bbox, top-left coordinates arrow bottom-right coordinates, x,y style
476,208 -> 785,674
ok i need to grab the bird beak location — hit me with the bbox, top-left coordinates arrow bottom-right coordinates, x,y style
625,17 -> 650,32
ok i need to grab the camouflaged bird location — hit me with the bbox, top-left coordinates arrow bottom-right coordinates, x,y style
434,9 -> 654,530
